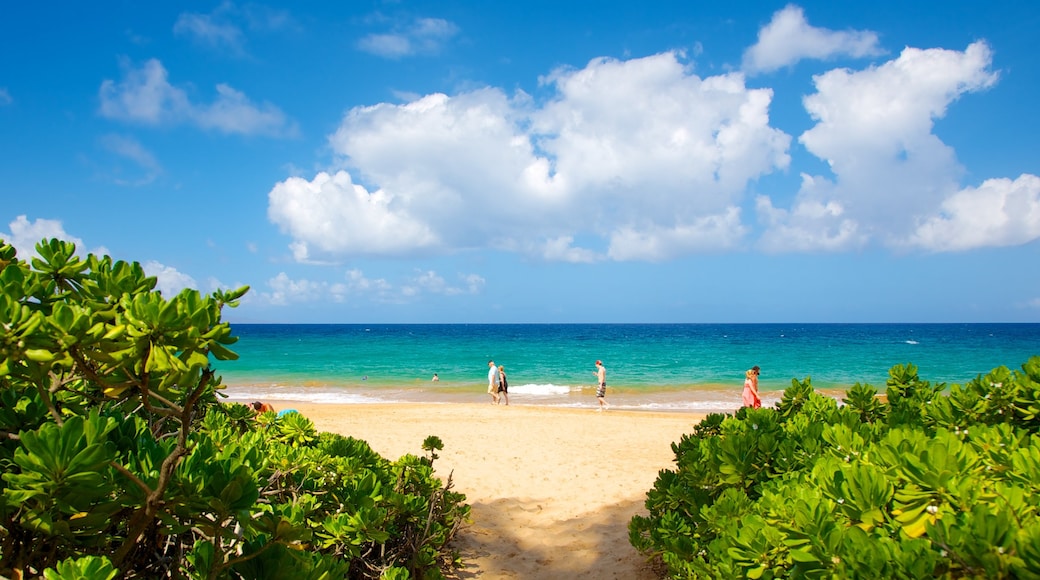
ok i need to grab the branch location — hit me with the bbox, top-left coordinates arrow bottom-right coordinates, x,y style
221,540 -> 277,570
109,461 -> 154,498
112,366 -> 214,566
67,346 -> 119,398
36,374 -> 63,427
137,346 -> 183,418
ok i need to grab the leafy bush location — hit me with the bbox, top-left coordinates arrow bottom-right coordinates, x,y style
631,360 -> 1040,579
0,239 -> 469,579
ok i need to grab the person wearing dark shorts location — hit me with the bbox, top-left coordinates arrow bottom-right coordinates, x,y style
498,365 -> 510,406
593,360 -> 608,411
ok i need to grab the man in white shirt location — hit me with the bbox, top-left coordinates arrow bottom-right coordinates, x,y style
487,360 -> 500,405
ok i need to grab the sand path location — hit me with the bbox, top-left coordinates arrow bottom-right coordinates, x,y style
289,402 -> 702,579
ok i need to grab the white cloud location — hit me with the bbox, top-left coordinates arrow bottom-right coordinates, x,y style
461,273 -> 486,294
406,269 -> 484,295
539,236 -> 602,263
173,2 -> 294,56
1,217 -> 201,296
98,59 -> 187,124
271,34 -> 1032,261
756,186 -> 865,252
174,11 -> 246,55
358,17 -> 459,58
274,51 -> 789,263
344,268 -> 392,294
758,41 -> 1019,252
98,134 -> 162,186
2,216 -> 88,258
743,4 -> 883,74
533,55 -> 790,205
98,58 -> 296,136
194,83 -> 296,135
267,171 -> 438,261
607,208 -> 747,261
0,88 -> 12,105
253,267 -> 479,306
142,260 -> 198,296
904,174 -> 1040,251
260,272 -> 337,305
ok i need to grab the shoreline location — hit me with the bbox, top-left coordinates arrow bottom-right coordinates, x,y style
222,384 -> 849,414
234,401 -> 704,578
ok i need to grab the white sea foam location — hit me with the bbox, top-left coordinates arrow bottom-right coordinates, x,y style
508,383 -> 575,396
222,384 -> 794,413
905,340 -> 920,345
223,387 -> 394,405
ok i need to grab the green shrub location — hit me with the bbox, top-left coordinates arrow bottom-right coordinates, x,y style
0,239 -> 469,579
631,359 -> 1040,579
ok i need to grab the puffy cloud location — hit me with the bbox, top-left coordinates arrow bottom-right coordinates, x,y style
743,4 -> 883,74
539,236 -> 601,263
756,185 -> 865,253
2,216 -> 88,258
904,175 -> 1040,251
98,59 -> 187,125
607,208 -> 747,261
275,51 -> 790,262
1,218 -> 199,296
267,171 -> 438,261
758,42 -> 1017,252
358,17 -> 459,59
272,34 -> 1033,260
142,260 -> 198,296
533,55 -> 790,206
99,58 -> 296,136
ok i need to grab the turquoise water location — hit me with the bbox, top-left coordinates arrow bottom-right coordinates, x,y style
219,323 -> 1040,412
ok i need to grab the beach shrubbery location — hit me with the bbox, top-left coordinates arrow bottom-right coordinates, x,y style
0,239 -> 468,579
631,359 -> 1040,579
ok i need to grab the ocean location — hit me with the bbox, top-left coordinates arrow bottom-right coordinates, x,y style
219,323 -> 1040,413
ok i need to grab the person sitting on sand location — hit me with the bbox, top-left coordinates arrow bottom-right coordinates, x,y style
742,367 -> 761,409
432,373 -> 439,381
251,401 -> 275,415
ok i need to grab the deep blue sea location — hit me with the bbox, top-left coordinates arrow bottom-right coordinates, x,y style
219,323 -> 1040,413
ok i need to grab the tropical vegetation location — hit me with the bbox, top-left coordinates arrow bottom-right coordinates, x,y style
0,238 -> 469,579
631,358 -> 1040,578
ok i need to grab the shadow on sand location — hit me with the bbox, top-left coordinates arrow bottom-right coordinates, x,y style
448,495 -> 664,579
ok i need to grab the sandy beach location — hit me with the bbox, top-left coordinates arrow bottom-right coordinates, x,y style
274,401 -> 705,579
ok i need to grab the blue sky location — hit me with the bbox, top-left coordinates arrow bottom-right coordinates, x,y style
2,1 -> 1038,323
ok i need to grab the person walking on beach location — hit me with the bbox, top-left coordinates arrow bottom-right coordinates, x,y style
742,365 -> 761,409
593,360 -> 608,411
498,365 -> 510,406
488,360 -> 501,405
